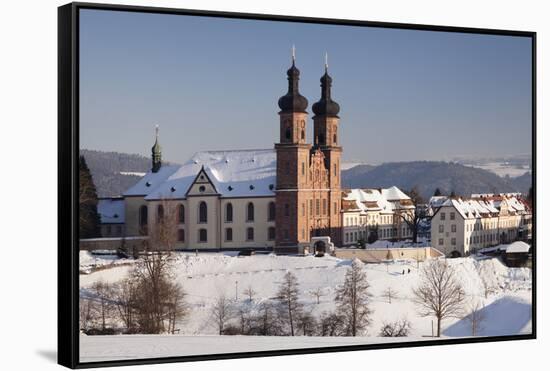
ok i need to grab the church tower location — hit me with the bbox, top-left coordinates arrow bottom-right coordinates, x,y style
312,56 -> 342,245
151,125 -> 162,173
275,48 -> 312,251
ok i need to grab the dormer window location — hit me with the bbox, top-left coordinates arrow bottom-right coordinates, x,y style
146,181 -> 151,187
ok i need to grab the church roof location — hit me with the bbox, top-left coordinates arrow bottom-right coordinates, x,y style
125,149 -> 277,200
97,198 -> 125,224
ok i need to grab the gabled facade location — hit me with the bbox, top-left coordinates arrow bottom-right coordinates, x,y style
430,194 -> 532,257
341,187 -> 415,246
118,52 -> 347,253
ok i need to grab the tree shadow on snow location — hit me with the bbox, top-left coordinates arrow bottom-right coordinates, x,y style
443,296 -> 532,337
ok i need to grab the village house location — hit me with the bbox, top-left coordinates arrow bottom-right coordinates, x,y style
429,193 -> 532,257
341,187 -> 415,246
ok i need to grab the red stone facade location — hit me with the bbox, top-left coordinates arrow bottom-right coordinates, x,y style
275,107 -> 342,251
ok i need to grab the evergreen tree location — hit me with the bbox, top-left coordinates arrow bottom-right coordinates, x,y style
433,188 -> 442,197
79,156 -> 101,238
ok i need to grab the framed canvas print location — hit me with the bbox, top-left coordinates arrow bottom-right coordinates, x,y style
58,2 -> 536,368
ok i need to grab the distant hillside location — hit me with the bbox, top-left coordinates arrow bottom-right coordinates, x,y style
506,171 -> 532,194
342,161 -> 530,200
80,150 -> 531,200
80,149 -> 153,198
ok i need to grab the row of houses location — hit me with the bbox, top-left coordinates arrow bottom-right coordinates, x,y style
429,193 -> 532,257
97,189 -> 531,256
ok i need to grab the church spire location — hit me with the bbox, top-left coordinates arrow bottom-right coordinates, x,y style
312,56 -> 340,118
277,46 -> 308,113
151,125 -> 162,173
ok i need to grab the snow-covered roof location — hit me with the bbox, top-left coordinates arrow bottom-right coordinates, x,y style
97,198 -> 125,224
123,165 -> 180,197
342,187 -> 414,214
430,194 -> 530,220
382,186 -> 410,201
127,149 -> 276,200
505,241 -> 530,254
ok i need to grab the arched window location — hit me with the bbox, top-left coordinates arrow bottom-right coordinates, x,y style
333,133 -> 337,144
246,227 -> 254,241
247,202 -> 254,222
178,229 -> 185,242
301,130 -> 305,140
178,204 -> 185,224
268,202 -> 276,221
285,127 -> 291,140
139,205 -> 148,227
198,201 -> 207,223
157,205 -> 164,223
225,203 -> 233,223
319,133 -> 325,145
268,227 -> 276,241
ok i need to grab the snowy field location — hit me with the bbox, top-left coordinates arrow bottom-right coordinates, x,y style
465,162 -> 530,178
79,252 -> 532,362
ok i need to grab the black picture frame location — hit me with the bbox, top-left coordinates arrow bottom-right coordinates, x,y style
58,2 -> 537,368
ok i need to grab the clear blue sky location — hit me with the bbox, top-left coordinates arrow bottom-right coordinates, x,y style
79,9 -> 532,164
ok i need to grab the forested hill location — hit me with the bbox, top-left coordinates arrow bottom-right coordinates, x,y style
80,149 -> 157,198
342,161 -> 531,200
80,150 -> 531,200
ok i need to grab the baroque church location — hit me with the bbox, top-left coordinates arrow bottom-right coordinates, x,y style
113,53 -> 343,254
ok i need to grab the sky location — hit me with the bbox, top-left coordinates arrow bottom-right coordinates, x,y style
79,9 -> 532,164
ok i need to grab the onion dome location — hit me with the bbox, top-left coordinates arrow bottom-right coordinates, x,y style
312,64 -> 340,117
278,58 -> 308,113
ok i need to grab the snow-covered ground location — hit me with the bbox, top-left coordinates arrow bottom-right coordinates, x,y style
79,251 -> 132,274
79,252 -> 532,362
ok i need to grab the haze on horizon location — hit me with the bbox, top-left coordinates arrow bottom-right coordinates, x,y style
79,9 -> 533,164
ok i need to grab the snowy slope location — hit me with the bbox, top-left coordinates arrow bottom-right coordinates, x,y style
80,253 -> 531,340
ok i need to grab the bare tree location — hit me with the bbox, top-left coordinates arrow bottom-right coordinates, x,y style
310,287 -> 325,304
132,252 -> 186,333
79,297 -> 95,332
243,285 -> 257,302
296,312 -> 317,336
151,199 -> 179,251
399,186 -> 442,244
412,260 -> 465,337
90,281 -> 114,331
251,301 -> 282,336
276,271 -> 303,336
379,318 -> 412,337
318,311 -> 345,336
211,294 -> 233,335
111,278 -> 137,332
466,301 -> 486,336
383,287 -> 399,304
335,260 -> 372,336
166,283 -> 187,334
237,305 -> 253,335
